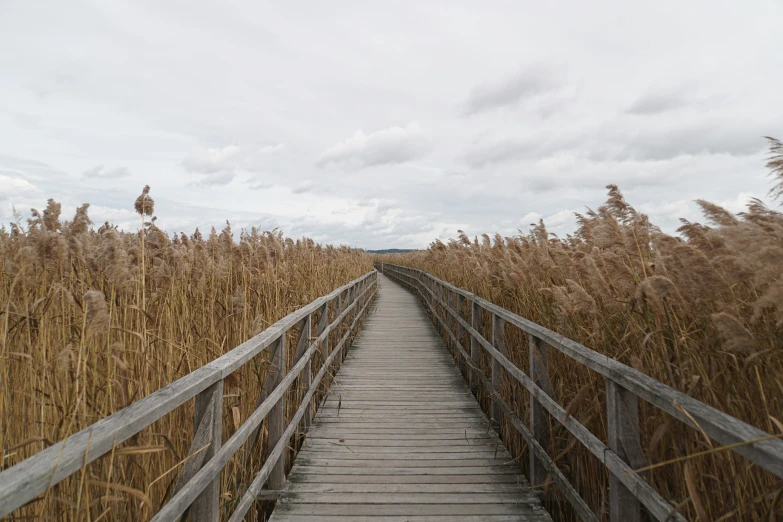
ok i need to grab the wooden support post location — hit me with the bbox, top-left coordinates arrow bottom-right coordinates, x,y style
265,335 -> 287,490
295,315 -> 312,430
607,380 -> 646,522
470,300 -> 481,394
191,379 -> 223,521
317,301 -> 331,394
491,314 -> 508,426
457,294 -> 466,373
529,335 -> 552,488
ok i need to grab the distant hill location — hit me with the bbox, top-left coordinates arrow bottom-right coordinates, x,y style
365,248 -> 418,254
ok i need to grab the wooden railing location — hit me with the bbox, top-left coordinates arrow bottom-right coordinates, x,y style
0,270 -> 378,520
378,263 -> 783,522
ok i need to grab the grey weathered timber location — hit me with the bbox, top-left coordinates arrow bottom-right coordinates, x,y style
529,335 -> 550,489
491,314 -> 508,425
268,274 -> 552,522
470,299 -> 481,393
0,271 -> 377,519
607,380 -> 647,522
190,380 -> 223,521
266,335 -> 288,490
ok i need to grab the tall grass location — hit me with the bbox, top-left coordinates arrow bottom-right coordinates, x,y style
0,186 -> 373,520
377,139 -> 783,521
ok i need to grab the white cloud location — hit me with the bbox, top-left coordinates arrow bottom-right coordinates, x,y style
317,123 -> 432,168
463,64 -> 563,115
182,145 -> 242,175
82,165 -> 132,179
0,175 -> 36,200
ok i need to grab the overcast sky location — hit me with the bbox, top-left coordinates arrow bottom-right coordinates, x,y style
1,1 -> 781,249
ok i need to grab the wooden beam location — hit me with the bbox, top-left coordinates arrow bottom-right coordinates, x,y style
191,380 -> 223,521
607,380 -> 646,522
470,300 -> 481,394
491,314 -> 508,426
529,335 -> 550,489
266,336 -> 287,490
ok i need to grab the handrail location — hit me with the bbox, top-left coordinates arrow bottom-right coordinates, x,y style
0,270 -> 379,520
377,262 -> 783,522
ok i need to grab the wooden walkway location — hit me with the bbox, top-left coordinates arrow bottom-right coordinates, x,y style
270,274 -> 552,521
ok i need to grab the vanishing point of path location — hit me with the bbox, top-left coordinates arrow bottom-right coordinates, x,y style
269,273 -> 553,521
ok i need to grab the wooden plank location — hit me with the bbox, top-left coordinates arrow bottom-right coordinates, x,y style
286,474 -> 526,484
273,503 -> 544,516
275,513 -> 534,522
278,492 -> 538,504
277,483 -> 527,493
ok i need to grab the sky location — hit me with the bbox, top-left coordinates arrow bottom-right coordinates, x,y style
0,1 -> 781,249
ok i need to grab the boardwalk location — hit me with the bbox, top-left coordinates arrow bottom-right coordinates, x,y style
4,267 -> 781,521
270,274 -> 552,521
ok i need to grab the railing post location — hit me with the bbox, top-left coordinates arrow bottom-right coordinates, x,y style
470,300 -> 481,394
190,379 -> 223,521
264,335 -> 287,490
294,314 -> 313,430
607,380 -> 646,522
491,314 -> 508,425
529,335 -> 552,488
457,294 -> 466,373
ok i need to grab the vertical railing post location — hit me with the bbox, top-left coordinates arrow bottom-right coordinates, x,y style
191,379 -> 223,521
529,335 -> 552,488
607,380 -> 646,522
491,314 -> 508,426
457,294 -> 466,373
294,314 -> 312,431
470,300 -> 481,394
317,301 -> 331,394
265,334 -> 287,490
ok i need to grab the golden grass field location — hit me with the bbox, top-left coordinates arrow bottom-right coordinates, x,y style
1,138 -> 782,520
375,139 -> 783,521
0,187 -> 373,520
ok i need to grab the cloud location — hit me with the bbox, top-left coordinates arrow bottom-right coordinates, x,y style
627,91 -> 690,115
258,143 -> 286,154
190,171 -> 236,187
464,136 -> 539,168
182,145 -> 242,175
291,180 -> 315,194
182,143 -> 286,186
317,122 -> 432,168
617,123 -> 767,161
463,65 -> 562,115
82,165 -> 132,179
0,175 -> 37,201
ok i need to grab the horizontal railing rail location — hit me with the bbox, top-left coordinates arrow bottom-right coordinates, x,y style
0,270 -> 379,520
377,262 -> 783,522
